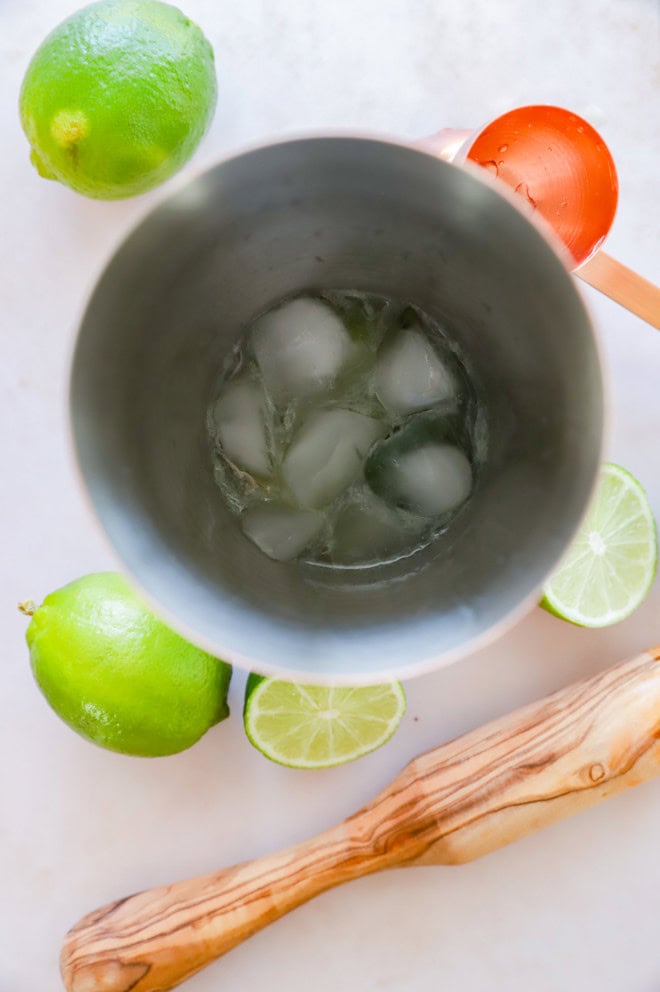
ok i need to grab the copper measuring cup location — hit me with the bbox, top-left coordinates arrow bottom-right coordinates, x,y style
425,105 -> 659,329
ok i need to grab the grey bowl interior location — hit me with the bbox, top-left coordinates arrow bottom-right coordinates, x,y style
70,137 -> 604,681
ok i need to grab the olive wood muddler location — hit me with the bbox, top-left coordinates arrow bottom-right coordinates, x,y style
61,647 -> 660,992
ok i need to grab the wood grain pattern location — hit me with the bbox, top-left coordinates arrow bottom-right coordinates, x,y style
61,647 -> 660,992
577,251 -> 660,328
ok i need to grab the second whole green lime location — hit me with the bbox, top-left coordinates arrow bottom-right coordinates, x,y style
19,0 -> 217,199
23,572 -> 232,756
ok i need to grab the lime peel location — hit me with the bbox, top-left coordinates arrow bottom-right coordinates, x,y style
23,572 -> 232,756
51,109 -> 90,148
19,0 -> 217,199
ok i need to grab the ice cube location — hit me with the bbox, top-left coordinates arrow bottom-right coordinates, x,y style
375,326 -> 457,415
282,409 -> 387,508
209,378 -> 270,477
370,442 -> 472,517
252,297 -> 354,403
331,488 -> 427,565
241,503 -> 324,561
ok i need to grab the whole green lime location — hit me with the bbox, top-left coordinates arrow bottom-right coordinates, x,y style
19,0 -> 217,199
23,572 -> 232,756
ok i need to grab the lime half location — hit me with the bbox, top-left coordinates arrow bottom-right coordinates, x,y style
243,675 -> 406,768
542,463 -> 657,627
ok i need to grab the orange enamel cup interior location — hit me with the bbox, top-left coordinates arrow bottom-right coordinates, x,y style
466,105 -> 619,268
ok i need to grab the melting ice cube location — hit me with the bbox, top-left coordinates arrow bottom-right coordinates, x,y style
375,326 -> 457,416
282,409 -> 386,508
241,503 -> 324,561
252,297 -> 354,404
369,442 -> 472,517
209,378 -> 271,477
330,488 -> 427,565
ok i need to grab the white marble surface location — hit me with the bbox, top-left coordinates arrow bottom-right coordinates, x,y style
2,1 -> 659,989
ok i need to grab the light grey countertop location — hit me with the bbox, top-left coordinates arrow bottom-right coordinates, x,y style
1,1 -> 659,989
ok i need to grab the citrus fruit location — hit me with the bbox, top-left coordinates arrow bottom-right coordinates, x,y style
22,572 -> 232,756
19,0 -> 217,199
243,675 -> 406,768
542,463 -> 657,627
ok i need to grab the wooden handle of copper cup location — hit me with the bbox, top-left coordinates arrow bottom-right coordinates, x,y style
61,647 -> 660,992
